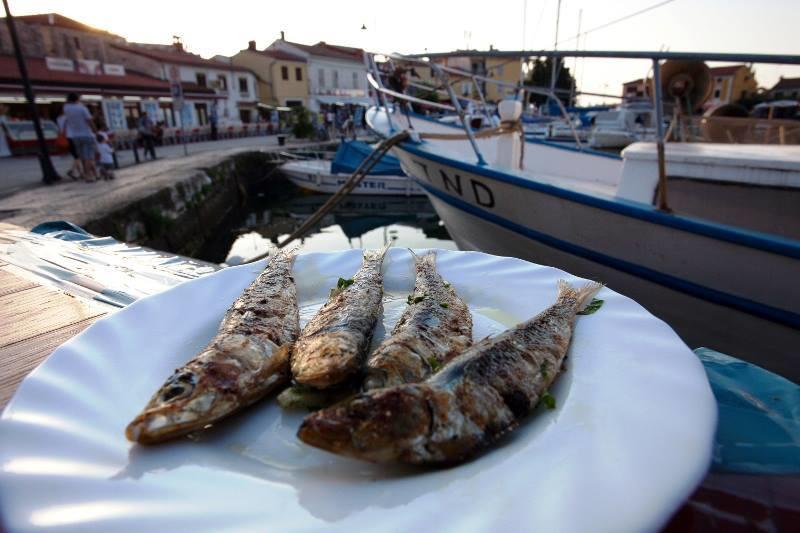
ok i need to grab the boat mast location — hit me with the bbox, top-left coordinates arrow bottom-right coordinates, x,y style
550,0 -> 562,113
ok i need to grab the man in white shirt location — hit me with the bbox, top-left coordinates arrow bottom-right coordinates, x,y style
62,93 -> 97,182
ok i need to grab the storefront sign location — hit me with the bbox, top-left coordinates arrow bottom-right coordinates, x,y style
45,57 -> 75,72
77,59 -> 102,75
103,64 -> 126,76
102,99 -> 126,130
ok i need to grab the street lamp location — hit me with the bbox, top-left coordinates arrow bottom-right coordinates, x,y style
2,0 -> 61,184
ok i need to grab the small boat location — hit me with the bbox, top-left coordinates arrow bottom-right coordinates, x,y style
588,103 -> 658,149
281,140 -> 423,196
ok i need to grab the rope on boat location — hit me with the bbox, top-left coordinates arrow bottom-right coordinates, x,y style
266,130 -> 411,252
417,120 -> 525,169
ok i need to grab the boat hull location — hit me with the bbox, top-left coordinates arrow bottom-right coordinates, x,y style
392,143 -> 800,381
281,161 -> 423,196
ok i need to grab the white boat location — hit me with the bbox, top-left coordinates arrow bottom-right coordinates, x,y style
588,104 -> 658,149
366,85 -> 800,380
280,140 -> 423,196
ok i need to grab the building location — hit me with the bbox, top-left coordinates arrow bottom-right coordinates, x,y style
0,13 -> 258,130
622,78 -> 647,101
766,77 -> 800,101
707,64 -> 758,107
0,54 -> 215,130
406,50 -> 522,103
0,13 -> 124,62
0,14 -> 219,130
231,41 -> 308,109
108,42 -> 259,126
268,35 -> 369,112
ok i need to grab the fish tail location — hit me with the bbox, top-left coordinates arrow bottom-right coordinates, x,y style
557,279 -> 603,311
365,244 -> 391,263
408,249 -> 436,268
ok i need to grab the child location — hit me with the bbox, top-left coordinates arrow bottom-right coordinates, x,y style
96,133 -> 115,180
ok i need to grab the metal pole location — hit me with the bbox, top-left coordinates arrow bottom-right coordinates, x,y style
2,0 -> 61,184
368,54 -> 396,132
652,58 -> 669,211
471,76 -> 492,123
433,64 -> 487,166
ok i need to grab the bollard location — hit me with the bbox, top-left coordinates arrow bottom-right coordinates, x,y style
132,140 -> 140,164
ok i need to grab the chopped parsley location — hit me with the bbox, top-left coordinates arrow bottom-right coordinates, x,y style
578,298 -> 604,315
407,294 -> 426,305
444,282 -> 451,288
427,356 -> 442,372
439,302 -> 449,309
541,392 -> 556,410
540,361 -> 549,378
329,277 -> 355,298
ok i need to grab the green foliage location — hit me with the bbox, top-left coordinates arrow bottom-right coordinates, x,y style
525,57 -> 576,107
290,105 -> 314,139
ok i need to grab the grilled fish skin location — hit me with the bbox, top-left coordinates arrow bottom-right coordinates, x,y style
126,248 -> 300,444
290,247 -> 388,389
364,251 -> 472,391
298,280 -> 602,464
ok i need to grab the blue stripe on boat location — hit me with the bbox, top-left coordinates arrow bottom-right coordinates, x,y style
415,180 -> 800,329
400,141 -> 800,260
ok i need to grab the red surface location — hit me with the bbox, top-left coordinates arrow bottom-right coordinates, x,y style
110,44 -> 254,73
663,472 -> 800,532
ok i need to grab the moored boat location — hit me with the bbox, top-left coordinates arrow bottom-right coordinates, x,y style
366,50 -> 800,380
281,139 -> 423,196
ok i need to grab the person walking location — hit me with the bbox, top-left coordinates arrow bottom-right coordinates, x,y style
57,110 -> 83,180
62,93 -> 97,182
137,114 -> 157,160
210,104 -> 219,141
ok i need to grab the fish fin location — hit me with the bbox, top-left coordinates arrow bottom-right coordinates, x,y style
557,279 -> 604,311
408,249 -> 436,268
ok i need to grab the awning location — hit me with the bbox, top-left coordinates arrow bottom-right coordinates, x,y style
314,95 -> 374,106
257,103 -> 292,112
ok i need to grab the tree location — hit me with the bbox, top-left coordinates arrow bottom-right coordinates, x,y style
289,105 -> 314,139
525,57 -> 576,107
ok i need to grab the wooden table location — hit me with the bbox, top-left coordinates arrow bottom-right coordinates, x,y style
0,223 -> 796,530
0,223 -> 106,408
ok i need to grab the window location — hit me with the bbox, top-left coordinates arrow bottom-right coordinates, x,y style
238,77 -> 248,95
713,89 -> 721,98
497,65 -> 504,76
281,66 -> 289,81
333,70 -> 339,87
318,68 -> 325,88
461,82 -> 471,96
352,71 -> 358,88
217,75 -> 227,90
295,67 -> 302,81
196,73 -> 207,87
73,37 -> 81,50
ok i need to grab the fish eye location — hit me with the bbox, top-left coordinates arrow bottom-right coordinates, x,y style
160,372 -> 196,402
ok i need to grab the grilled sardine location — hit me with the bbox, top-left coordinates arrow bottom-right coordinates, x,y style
364,251 -> 472,390
298,280 -> 602,464
290,247 -> 388,389
126,248 -> 300,444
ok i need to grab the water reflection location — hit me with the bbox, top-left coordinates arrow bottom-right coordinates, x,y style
224,193 -> 456,265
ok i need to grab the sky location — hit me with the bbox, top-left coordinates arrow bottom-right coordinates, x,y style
10,0 -> 800,105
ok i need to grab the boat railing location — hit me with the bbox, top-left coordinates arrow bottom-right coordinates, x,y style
366,49 -> 800,211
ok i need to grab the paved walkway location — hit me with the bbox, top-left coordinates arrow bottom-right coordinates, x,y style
0,136 -> 329,229
0,135 -> 284,199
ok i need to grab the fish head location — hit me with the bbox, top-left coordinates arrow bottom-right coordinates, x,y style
125,364 -> 236,444
298,385 -> 432,463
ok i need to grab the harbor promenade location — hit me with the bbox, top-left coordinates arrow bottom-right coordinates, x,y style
0,135 -> 327,230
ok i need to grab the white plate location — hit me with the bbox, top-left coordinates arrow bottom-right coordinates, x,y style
0,249 -> 716,532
